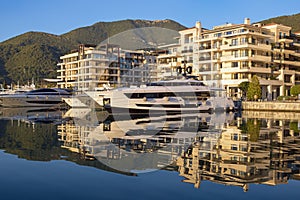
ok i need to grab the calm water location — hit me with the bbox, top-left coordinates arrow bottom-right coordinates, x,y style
0,107 -> 299,200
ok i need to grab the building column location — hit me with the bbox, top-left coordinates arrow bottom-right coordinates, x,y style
280,85 -> 285,96
267,85 -> 272,101
291,74 -> 295,85
226,86 -> 230,97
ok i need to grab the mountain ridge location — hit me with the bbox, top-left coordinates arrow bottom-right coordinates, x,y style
259,13 -> 300,32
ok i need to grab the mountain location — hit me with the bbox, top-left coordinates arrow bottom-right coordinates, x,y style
0,19 -> 186,85
259,13 -> 300,32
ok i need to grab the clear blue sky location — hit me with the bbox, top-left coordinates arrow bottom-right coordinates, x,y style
1,0 -> 300,42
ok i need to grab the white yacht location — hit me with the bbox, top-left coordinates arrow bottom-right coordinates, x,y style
101,79 -> 235,114
0,88 -> 71,107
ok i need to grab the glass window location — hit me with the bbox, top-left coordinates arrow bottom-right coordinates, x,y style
232,50 -> 239,57
241,37 -> 248,44
231,144 -> 238,150
232,39 -> 238,46
232,62 -> 239,67
232,133 -> 238,140
241,50 -> 248,57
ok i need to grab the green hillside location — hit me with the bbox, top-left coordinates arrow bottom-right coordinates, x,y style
0,19 -> 186,85
260,13 -> 300,32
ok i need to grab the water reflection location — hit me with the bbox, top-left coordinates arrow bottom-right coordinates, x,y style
59,110 -> 234,172
0,107 -> 299,192
178,113 -> 300,191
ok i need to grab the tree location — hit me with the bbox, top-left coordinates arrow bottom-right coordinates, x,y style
238,81 -> 249,99
239,119 -> 261,142
247,75 -> 261,101
290,85 -> 300,96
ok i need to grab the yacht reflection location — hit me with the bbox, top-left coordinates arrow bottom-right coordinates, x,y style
58,109 -> 234,172
0,107 -> 64,124
177,111 -> 300,191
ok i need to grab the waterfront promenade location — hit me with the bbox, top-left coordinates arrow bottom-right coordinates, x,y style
242,101 -> 300,112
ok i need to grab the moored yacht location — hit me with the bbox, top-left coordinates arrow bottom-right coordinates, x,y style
0,88 -> 72,107
101,79 -> 235,114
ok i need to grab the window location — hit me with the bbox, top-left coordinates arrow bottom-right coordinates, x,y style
230,169 -> 237,175
241,50 -> 248,57
214,32 -> 222,37
241,37 -> 248,44
226,31 -> 232,35
232,62 -> 239,67
231,144 -> 238,150
240,145 -> 248,152
232,50 -> 239,58
232,133 -> 238,140
241,61 -> 248,68
232,39 -> 238,46
231,156 -> 238,161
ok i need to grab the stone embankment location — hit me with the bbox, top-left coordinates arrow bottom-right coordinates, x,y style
242,101 -> 300,112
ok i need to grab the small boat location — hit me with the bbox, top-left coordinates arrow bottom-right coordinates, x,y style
0,88 -> 71,107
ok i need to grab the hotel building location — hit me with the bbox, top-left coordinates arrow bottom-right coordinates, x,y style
177,18 -> 300,99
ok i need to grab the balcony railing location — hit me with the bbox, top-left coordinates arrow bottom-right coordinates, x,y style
181,49 -> 193,53
199,46 -> 211,50
199,57 -> 211,61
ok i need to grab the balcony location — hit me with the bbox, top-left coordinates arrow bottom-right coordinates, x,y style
220,67 -> 248,74
220,42 -> 271,51
248,67 -> 271,74
220,55 -> 248,62
274,59 -> 300,67
250,55 -> 271,62
198,57 -> 212,63
221,79 -> 249,86
279,38 -> 293,43
197,46 -> 213,53
181,49 -> 193,54
220,54 -> 271,63
292,51 -> 300,57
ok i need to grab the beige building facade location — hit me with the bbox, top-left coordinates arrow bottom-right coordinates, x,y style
57,44 -> 157,91
177,18 -> 300,99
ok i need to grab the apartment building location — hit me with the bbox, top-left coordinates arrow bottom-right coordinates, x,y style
177,18 -> 300,99
57,44 -> 156,91
156,43 -> 182,80
57,44 -> 120,90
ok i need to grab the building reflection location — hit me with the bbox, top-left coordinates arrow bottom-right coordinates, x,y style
57,109 -> 234,172
56,109 -> 300,190
177,111 -> 300,191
